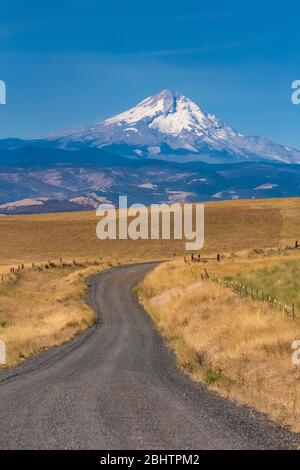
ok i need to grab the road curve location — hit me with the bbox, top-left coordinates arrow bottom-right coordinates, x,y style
0,262 -> 298,450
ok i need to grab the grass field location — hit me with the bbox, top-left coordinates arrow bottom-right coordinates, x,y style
137,255 -> 300,431
0,262 -> 111,366
0,197 -> 298,266
199,252 -> 300,313
223,258 -> 300,311
0,197 -> 299,424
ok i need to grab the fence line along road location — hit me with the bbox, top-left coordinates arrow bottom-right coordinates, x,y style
0,258 -> 104,285
202,268 -> 297,321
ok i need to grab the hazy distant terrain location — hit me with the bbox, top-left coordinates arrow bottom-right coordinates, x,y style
0,147 -> 299,214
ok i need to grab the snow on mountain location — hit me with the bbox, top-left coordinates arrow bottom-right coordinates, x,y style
43,89 -> 300,164
1,90 -> 299,164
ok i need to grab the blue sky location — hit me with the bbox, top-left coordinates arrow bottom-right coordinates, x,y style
0,0 -> 300,148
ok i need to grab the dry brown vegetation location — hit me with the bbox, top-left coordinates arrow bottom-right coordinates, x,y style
0,261 -> 111,366
0,197 -> 298,266
0,197 -> 299,399
137,256 -> 300,432
203,251 -> 300,313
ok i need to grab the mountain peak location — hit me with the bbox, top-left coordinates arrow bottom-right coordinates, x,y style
102,89 -> 211,136
35,90 -> 300,164
139,89 -> 180,113
102,89 -> 185,127
150,88 -> 180,101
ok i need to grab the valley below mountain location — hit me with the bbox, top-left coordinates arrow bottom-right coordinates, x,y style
0,147 -> 299,214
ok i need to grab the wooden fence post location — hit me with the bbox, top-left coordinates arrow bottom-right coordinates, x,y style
202,268 -> 295,320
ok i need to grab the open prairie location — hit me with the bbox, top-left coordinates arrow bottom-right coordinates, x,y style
0,196 -> 300,429
138,253 -> 300,432
0,263 -> 102,365
0,197 -> 299,267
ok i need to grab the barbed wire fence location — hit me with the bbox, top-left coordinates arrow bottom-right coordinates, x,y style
0,257 -> 105,285
201,268 -> 297,320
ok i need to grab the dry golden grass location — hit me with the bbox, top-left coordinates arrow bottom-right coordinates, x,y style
205,253 -> 300,312
0,196 -> 299,396
186,248 -> 300,303
0,262 -> 111,366
138,259 -> 300,432
0,197 -> 298,265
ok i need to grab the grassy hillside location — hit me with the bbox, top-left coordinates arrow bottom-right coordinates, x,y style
0,197 -> 298,265
198,252 -> 300,312
223,259 -> 300,311
0,262 -> 111,366
137,256 -> 300,432
0,195 -> 298,436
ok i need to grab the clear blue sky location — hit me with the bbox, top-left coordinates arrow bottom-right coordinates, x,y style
0,0 -> 300,148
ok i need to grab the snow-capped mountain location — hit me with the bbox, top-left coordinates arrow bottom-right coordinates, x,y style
42,89 -> 300,164
0,90 -> 299,164
0,90 -> 299,214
